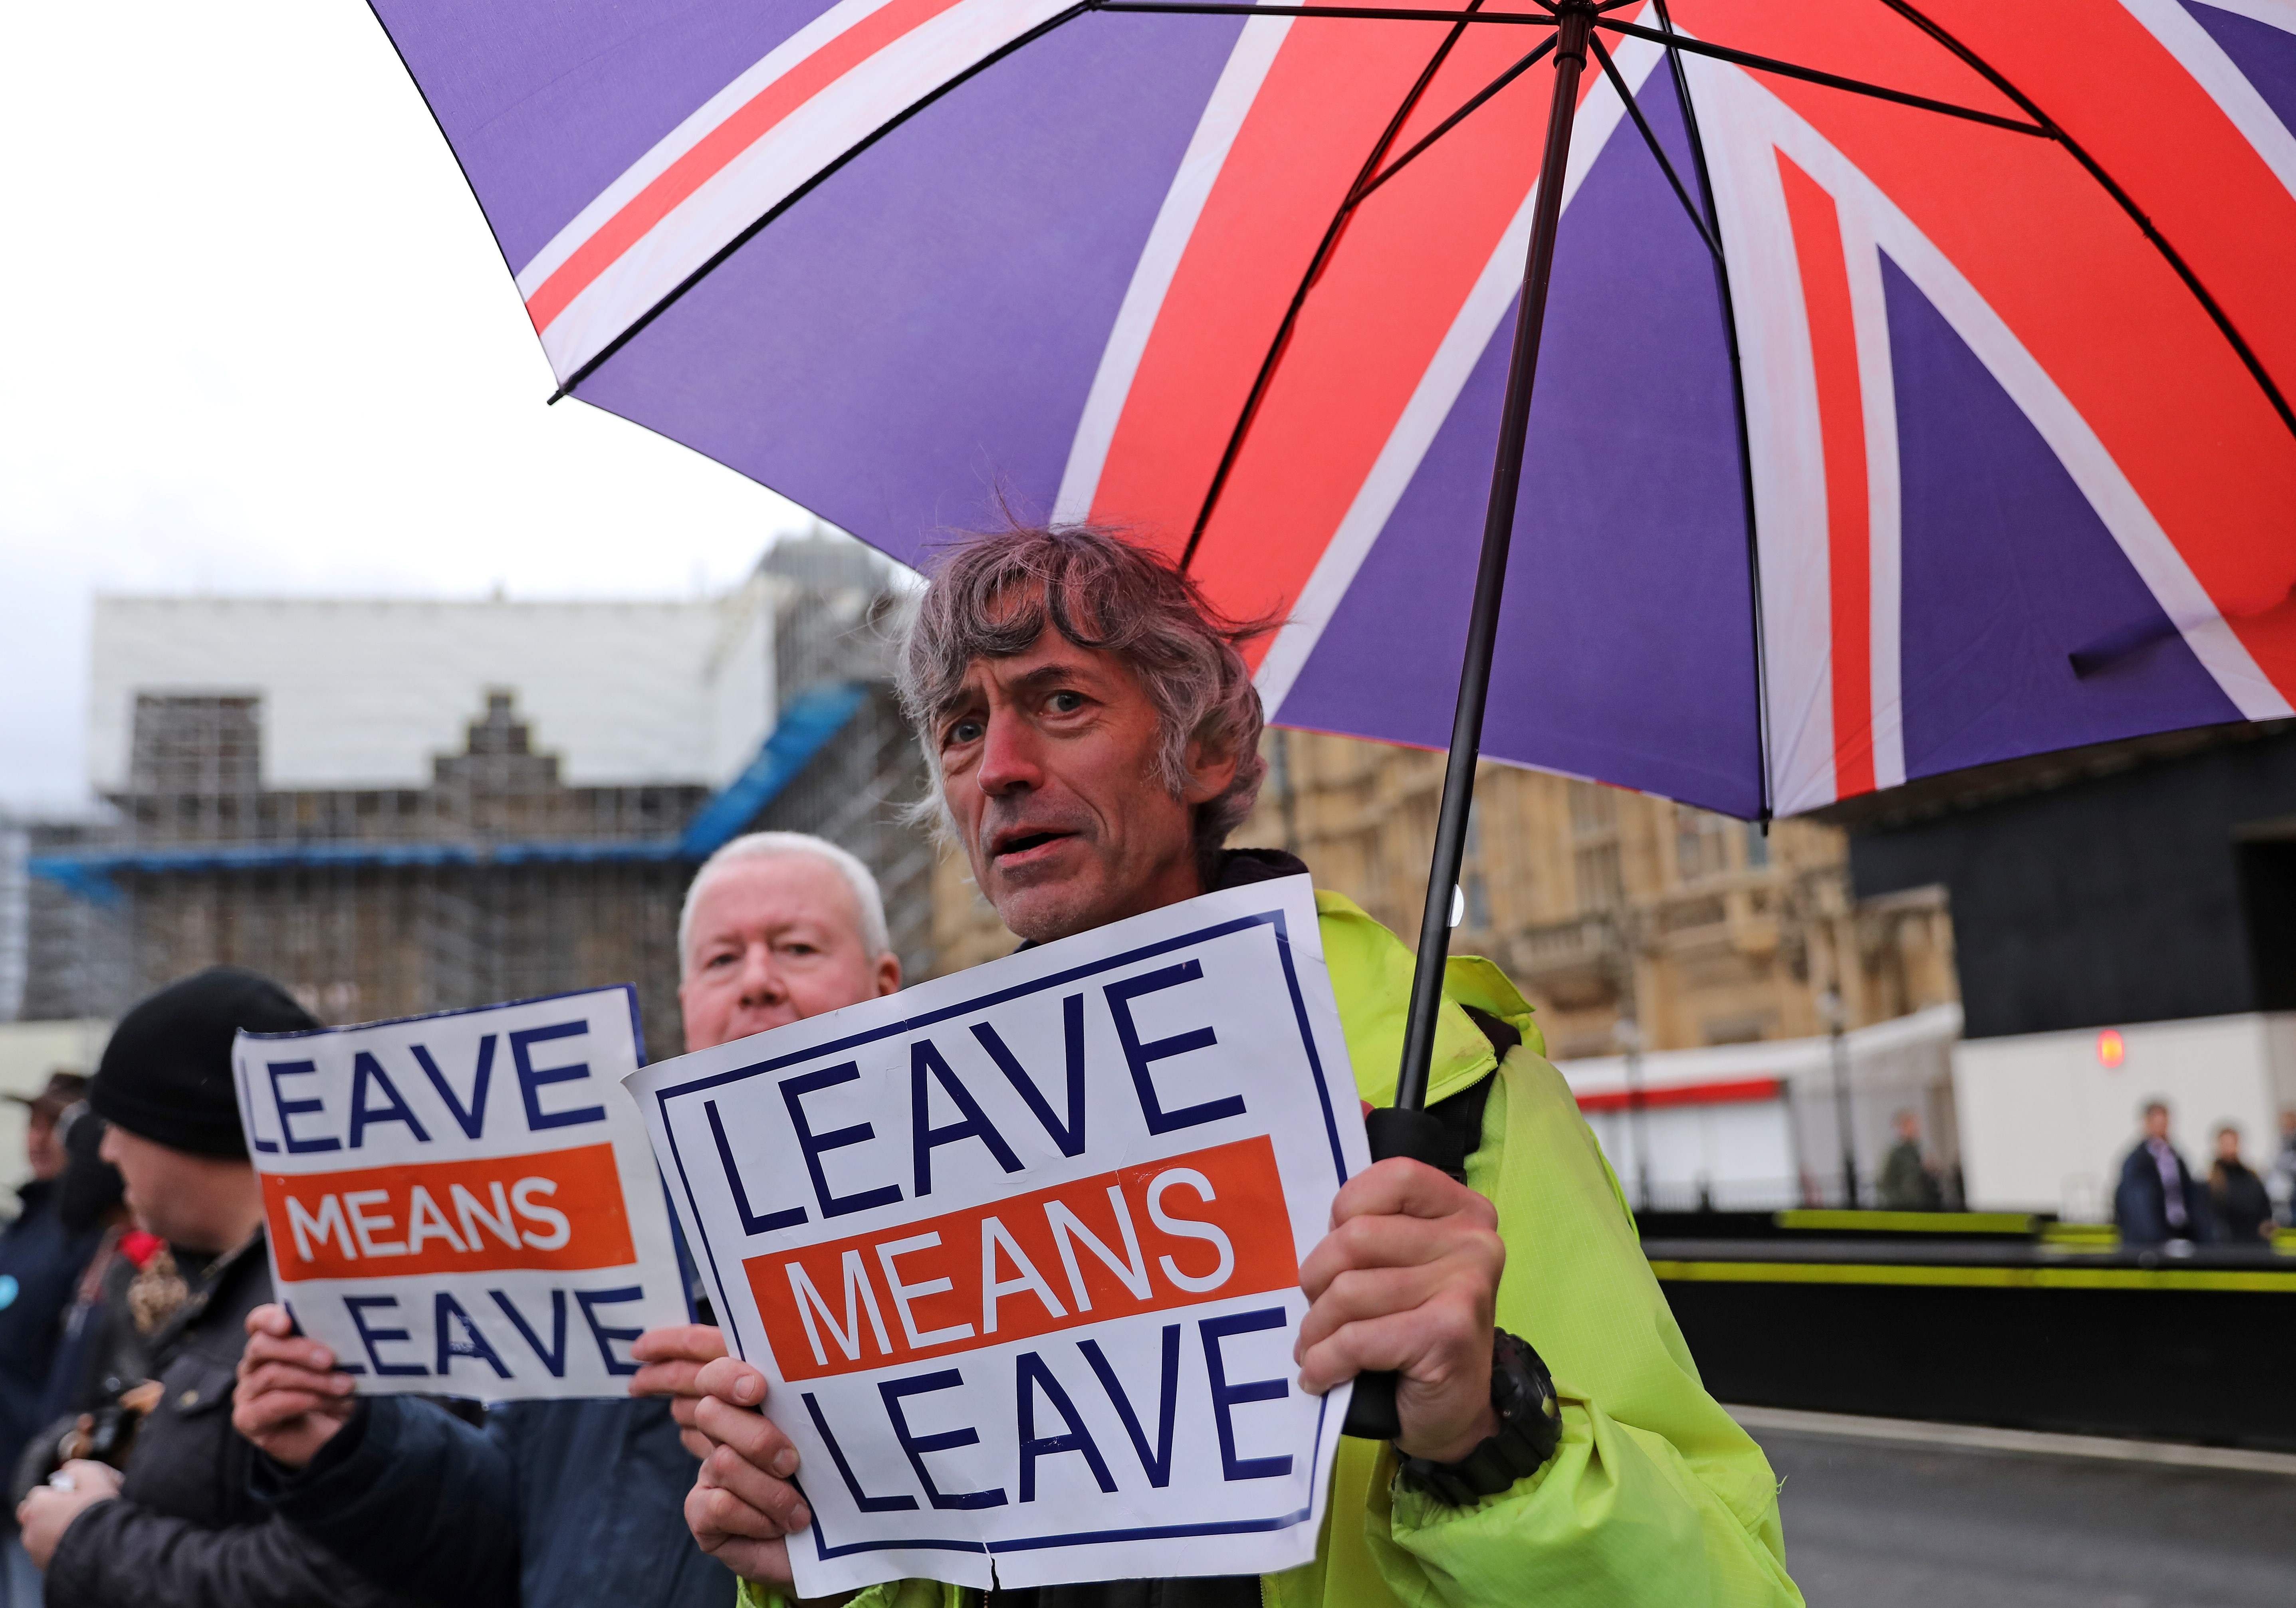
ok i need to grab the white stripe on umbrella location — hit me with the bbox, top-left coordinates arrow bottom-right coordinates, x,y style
1840,197 -> 1907,794
522,0 -> 1079,380
513,0 -> 916,299
1053,10 -> 1295,526
2120,0 -> 2296,206
1254,32 -> 1666,720
1696,51 -> 1838,816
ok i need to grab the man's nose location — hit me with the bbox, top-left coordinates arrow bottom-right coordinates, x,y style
974,709 -> 1043,796
736,946 -> 788,1004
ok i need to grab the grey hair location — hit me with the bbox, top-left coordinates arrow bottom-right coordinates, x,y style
678,832 -> 891,978
895,524 -> 1273,879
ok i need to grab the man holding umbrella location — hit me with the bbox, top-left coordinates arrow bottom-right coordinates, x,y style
681,525 -> 1800,1607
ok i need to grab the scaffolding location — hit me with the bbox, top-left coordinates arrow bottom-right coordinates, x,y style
12,539 -> 941,1056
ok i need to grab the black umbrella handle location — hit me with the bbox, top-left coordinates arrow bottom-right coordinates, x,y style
1340,1107 -> 1455,1441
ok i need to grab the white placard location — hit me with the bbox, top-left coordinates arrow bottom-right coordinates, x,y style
234,985 -> 687,1400
627,876 -> 1366,1595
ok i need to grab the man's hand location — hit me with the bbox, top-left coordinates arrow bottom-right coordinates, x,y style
683,1355 -> 813,1588
16,1460 -> 122,1568
233,1303 -> 356,1469
1295,1157 -> 1505,1463
631,1324 -> 729,1460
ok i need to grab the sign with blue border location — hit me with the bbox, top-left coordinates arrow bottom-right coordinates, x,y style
627,876 -> 1366,1594
236,984 -> 686,1400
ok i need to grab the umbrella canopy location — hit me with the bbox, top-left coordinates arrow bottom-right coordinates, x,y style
369,0 -> 2296,821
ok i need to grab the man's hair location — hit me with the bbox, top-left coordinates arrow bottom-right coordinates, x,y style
2142,1099 -> 2170,1119
896,525 -> 1273,877
678,832 -> 891,978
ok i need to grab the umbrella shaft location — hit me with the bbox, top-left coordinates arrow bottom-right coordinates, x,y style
1393,2 -> 1592,1113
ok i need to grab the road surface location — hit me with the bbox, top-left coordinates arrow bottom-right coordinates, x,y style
1761,1422 -> 2296,1606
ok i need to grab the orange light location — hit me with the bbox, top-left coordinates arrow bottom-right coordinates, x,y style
2097,1029 -> 2126,1069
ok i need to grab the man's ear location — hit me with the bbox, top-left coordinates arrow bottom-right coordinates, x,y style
1179,733 -> 1239,806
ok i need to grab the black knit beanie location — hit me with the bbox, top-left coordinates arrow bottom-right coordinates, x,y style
91,967 -> 319,1159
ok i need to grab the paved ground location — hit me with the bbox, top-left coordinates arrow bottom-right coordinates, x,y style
1762,1427 -> 2296,1607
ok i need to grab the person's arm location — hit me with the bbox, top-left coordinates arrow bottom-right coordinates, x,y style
234,1303 -> 519,1607
255,1394 -> 520,1607
1355,1052 -> 1803,1608
43,1492 -> 423,1608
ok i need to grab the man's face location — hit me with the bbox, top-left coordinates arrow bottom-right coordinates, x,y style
1894,1113 -> 1919,1143
2216,1129 -> 2241,1161
678,854 -> 901,1052
24,1111 -> 62,1182
934,632 -> 1236,944
97,1125 -> 241,1252
2143,1106 -> 2171,1142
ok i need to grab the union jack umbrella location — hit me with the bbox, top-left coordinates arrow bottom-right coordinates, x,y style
367,0 -> 2296,1133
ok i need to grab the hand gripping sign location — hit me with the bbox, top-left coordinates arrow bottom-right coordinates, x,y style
627,875 -> 1368,1595
234,986 -> 686,1399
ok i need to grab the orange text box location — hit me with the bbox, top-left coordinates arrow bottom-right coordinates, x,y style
262,1142 -> 636,1281
747,1135 -> 1297,1382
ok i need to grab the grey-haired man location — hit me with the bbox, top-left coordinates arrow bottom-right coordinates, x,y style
680,527 -> 1798,1608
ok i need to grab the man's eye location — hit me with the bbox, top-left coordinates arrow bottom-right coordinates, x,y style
946,718 -> 984,745
1047,691 -> 1085,714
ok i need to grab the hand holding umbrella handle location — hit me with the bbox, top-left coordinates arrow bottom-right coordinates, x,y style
1340,1106 -> 1460,1441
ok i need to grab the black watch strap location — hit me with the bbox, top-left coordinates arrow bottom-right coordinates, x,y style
1396,1330 -> 1562,1507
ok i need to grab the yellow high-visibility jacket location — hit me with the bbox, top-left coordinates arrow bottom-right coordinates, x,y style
744,890 -> 1803,1608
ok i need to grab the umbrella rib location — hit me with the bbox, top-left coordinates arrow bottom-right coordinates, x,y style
1873,0 -> 2296,445
1099,3 -> 1555,21
1586,32 -> 1719,261
1650,0 -> 1772,822
1178,2 -> 1501,570
1596,18 -> 2048,138
1351,35 -> 1559,206
548,1 -> 1096,403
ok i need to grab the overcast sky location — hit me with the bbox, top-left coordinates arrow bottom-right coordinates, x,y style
0,2 -> 825,812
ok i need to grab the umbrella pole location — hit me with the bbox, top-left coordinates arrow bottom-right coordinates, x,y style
1346,0 -> 1595,1442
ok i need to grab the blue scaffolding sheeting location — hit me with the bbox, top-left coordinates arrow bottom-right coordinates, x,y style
26,681 -> 871,906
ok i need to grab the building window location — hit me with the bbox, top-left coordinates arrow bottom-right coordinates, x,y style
1675,807 -> 1730,882
1568,783 -> 1616,837
1574,842 -> 1624,912
129,695 -> 262,796
1744,820 -> 1770,869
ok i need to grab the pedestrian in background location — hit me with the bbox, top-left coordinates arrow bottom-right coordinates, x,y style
2114,1100 -> 2215,1247
0,1075 -> 101,1607
1877,1109 -> 1943,1211
2268,1109 -> 2296,1228
21,1103 -> 149,1449
12,968 -> 412,1608
0,1075 -> 101,1471
2207,1123 -> 2273,1246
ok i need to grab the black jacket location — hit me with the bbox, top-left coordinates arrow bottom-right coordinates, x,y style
2210,1159 -> 2274,1244
264,1392 -> 733,1608
0,1180 -> 101,1465
2113,1142 -> 2217,1246
44,1230 -> 418,1608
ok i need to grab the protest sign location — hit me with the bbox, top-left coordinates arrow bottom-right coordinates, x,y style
627,874 -> 1368,1595
234,985 -> 686,1400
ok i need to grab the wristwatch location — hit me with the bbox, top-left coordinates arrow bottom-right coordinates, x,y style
1396,1330 -> 1563,1506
